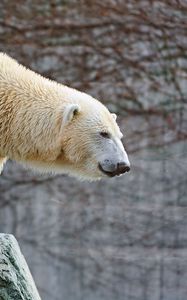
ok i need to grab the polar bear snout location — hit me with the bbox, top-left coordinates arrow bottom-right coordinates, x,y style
97,136 -> 130,178
98,160 -> 130,177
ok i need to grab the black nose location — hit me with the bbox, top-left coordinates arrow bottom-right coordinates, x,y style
116,162 -> 130,174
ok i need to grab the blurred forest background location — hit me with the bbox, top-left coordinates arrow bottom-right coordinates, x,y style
0,1 -> 187,299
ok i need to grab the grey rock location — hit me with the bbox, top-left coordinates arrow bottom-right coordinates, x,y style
0,234 -> 41,300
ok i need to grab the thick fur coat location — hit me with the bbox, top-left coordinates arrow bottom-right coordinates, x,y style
0,53 -> 130,180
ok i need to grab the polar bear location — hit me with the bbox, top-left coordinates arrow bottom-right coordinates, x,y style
0,53 -> 130,180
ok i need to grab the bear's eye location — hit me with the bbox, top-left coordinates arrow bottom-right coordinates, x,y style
100,131 -> 110,139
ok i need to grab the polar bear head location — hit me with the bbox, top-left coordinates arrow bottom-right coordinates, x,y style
54,92 -> 130,180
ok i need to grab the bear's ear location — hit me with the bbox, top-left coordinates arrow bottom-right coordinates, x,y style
111,113 -> 117,121
63,104 -> 81,125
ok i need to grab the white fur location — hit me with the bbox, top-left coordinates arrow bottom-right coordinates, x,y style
0,53 -> 130,180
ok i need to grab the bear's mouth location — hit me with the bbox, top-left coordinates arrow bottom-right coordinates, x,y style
98,163 -> 130,177
98,163 -> 120,177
